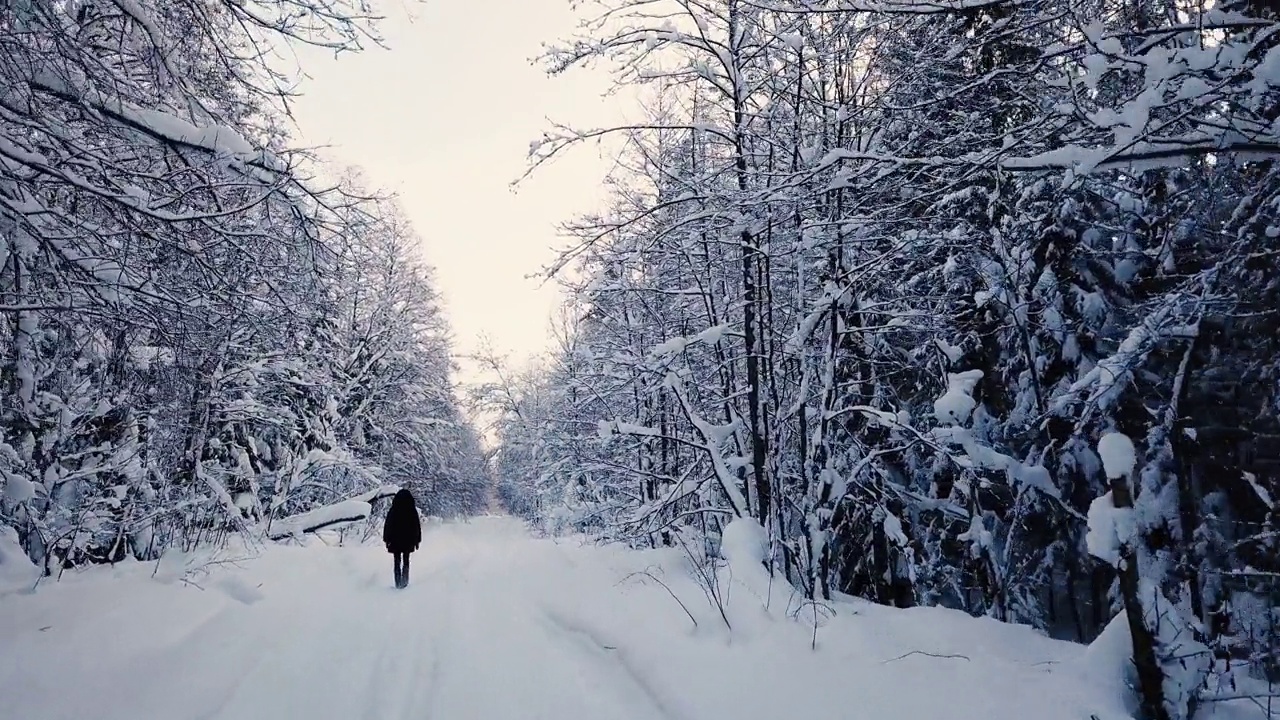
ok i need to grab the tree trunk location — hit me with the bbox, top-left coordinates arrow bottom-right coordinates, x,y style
1111,474 -> 1171,720
730,0 -> 769,529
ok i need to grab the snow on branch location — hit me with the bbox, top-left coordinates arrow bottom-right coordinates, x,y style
29,70 -> 288,182
664,373 -> 749,518
351,485 -> 401,504
1049,304 -> 1181,421
745,0 -> 1014,14
1001,140 -> 1280,175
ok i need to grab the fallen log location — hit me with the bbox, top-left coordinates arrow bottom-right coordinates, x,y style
266,486 -> 401,540
352,485 -> 401,504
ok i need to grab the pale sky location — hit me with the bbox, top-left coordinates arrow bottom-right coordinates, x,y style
284,0 -> 626,381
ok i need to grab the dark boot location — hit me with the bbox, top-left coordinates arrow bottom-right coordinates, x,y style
401,553 -> 410,588
393,553 -> 405,588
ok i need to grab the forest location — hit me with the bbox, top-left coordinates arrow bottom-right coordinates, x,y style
0,0 -> 490,573
485,1 -> 1280,719
3,0 -> 1279,719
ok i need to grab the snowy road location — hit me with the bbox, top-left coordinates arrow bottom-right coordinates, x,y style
0,516 -> 1186,720
1,518 -> 676,720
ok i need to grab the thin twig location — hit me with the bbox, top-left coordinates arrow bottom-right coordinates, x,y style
881,650 -> 972,664
621,569 -> 699,629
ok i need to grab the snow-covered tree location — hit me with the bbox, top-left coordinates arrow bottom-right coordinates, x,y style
508,0 -> 1280,716
0,0 -> 489,570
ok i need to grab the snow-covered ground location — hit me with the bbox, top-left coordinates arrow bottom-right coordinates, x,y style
0,516 -> 1267,720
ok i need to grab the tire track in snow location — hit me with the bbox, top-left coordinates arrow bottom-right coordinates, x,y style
131,603 -> 282,719
193,545 -> 404,720
359,530 -> 472,720
415,528 -> 670,720
409,571 -> 453,720
363,633 -> 406,720
539,608 -> 693,720
412,536 -> 474,720
365,584 -> 446,718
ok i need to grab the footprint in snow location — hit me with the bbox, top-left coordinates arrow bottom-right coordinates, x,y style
217,576 -> 265,605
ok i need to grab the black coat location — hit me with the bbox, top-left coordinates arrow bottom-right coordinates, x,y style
383,489 -> 422,553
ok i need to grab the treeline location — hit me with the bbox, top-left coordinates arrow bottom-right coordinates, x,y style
491,1 -> 1280,718
0,1 -> 488,571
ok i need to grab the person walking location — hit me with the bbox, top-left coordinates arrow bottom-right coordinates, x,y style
383,488 -> 421,589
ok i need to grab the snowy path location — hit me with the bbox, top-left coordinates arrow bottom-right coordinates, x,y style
0,516 -> 1226,720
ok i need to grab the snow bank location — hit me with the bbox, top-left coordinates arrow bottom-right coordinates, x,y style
0,517 -> 1267,720
0,526 -> 39,595
715,517 -> 784,628
1082,612 -> 1141,716
719,517 -> 767,569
